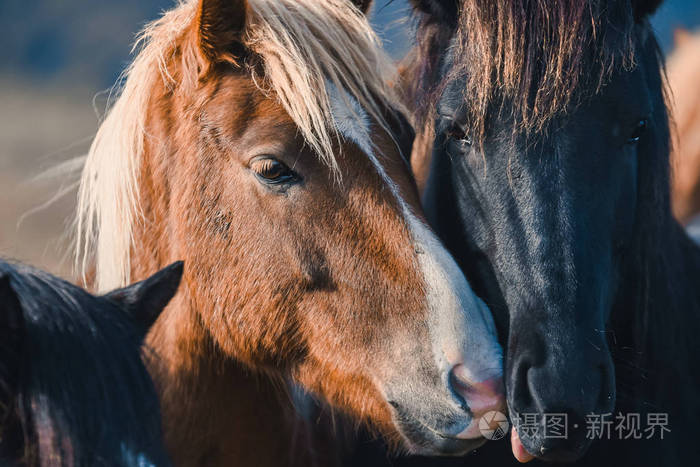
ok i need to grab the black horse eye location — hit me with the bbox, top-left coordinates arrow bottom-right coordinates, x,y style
250,157 -> 296,184
627,119 -> 648,144
446,122 -> 472,147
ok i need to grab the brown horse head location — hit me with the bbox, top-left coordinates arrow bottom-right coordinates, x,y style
77,0 -> 503,456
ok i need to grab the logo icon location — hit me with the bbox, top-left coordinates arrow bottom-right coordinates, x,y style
479,411 -> 510,440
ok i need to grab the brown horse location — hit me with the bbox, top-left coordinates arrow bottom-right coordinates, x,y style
669,28 -> 700,224
75,0 -> 505,465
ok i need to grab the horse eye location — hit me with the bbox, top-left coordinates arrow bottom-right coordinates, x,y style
446,122 -> 472,147
250,157 -> 296,184
627,119 -> 648,144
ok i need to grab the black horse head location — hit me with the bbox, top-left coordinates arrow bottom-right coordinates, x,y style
0,260 -> 182,466
408,0 -> 692,462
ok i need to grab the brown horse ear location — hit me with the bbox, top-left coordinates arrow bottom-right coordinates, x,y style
104,262 -> 184,337
197,0 -> 248,65
633,0 -> 664,21
349,0 -> 373,14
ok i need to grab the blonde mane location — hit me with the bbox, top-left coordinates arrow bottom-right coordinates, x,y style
77,0 -> 402,292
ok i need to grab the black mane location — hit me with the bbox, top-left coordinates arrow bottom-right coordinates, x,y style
0,261 -> 170,466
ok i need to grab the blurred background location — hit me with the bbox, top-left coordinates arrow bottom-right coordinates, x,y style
1,0 -> 699,279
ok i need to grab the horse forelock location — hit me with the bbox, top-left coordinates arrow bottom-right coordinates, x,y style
411,0 -> 639,140
77,0 -> 403,292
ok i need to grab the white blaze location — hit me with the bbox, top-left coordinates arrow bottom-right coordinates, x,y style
326,82 -> 502,384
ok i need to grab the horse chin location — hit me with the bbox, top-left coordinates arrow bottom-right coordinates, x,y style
389,408 -> 487,457
401,431 -> 487,457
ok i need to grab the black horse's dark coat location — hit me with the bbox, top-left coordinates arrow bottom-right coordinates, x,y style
0,260 -> 182,466
380,0 -> 700,466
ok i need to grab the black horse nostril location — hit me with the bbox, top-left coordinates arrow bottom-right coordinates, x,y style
509,357 -> 534,411
511,356 -> 615,425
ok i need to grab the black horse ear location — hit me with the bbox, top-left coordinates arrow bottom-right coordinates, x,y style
197,0 -> 248,65
104,262 -> 184,337
0,274 -> 23,340
633,0 -> 664,21
349,0 -> 373,14
409,0 -> 460,25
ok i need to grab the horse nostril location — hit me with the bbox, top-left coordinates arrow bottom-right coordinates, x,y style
449,364 -> 505,417
513,357 -> 615,419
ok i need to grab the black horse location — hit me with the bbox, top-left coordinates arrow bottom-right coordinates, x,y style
0,260 -> 182,466
400,0 -> 700,465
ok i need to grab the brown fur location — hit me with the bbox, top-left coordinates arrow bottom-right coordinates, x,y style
669,29 -> 700,223
110,1 -> 436,465
76,0 -> 507,463
76,0 -> 404,291
134,67 -> 423,465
